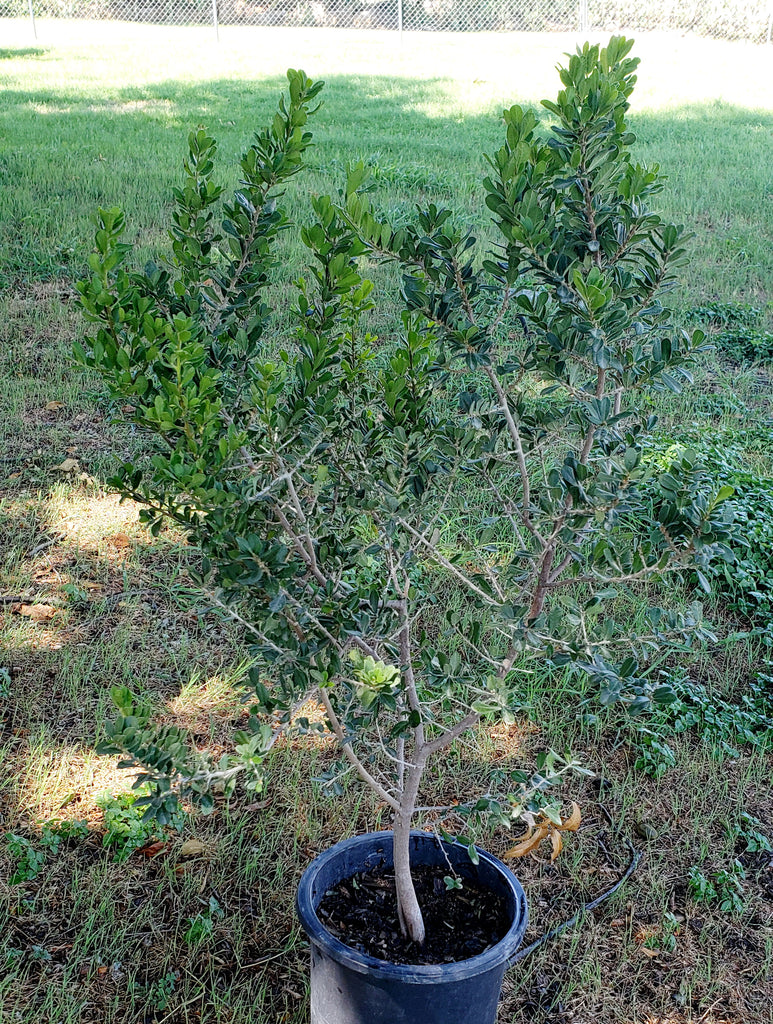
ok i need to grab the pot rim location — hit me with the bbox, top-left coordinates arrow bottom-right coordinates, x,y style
296,829 -> 528,982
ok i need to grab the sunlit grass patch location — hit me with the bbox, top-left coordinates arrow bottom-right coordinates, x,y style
4,738 -> 134,828
166,667 -> 251,744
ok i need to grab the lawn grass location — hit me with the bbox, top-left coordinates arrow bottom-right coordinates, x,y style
1,24 -> 773,1024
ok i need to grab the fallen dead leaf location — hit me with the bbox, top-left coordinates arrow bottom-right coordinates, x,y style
635,925 -> 658,945
54,458 -> 80,473
136,841 -> 167,859
179,839 -> 207,858
107,533 -> 131,550
17,603 -> 59,622
45,401 -> 64,412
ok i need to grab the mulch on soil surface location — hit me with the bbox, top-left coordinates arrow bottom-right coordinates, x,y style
317,862 -> 511,965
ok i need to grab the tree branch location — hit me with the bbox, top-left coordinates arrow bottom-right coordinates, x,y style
316,686 -> 400,812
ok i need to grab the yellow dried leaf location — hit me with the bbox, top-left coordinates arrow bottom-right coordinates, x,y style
504,825 -> 548,859
550,829 -> 563,862
54,458 -> 79,473
503,828 -> 533,858
559,801 -> 582,832
509,825 -> 535,845
45,401 -> 64,412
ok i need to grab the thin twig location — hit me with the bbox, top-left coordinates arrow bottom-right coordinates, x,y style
316,686 -> 400,813
421,710 -> 481,758
27,534 -> 64,558
397,517 -> 503,607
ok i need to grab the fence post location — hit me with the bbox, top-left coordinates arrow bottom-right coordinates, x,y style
578,0 -> 588,32
212,0 -> 219,41
28,0 -> 37,39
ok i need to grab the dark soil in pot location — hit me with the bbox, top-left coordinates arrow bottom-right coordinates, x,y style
316,862 -> 512,965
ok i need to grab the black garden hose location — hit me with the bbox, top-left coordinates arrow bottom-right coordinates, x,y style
507,811 -> 642,967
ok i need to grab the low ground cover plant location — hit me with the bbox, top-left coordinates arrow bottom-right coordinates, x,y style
719,475 -> 773,619
633,664 -> 773,778
644,431 -> 773,623
4,819 -> 89,884
686,302 -> 773,365
96,787 -> 182,861
688,861 -> 746,915
76,40 -> 735,949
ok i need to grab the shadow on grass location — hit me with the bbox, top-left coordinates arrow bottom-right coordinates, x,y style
0,485 -> 249,805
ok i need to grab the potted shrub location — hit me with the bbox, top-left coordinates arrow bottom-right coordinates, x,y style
76,40 -> 733,1022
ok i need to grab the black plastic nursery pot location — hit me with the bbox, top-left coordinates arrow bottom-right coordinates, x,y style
296,830 -> 528,1024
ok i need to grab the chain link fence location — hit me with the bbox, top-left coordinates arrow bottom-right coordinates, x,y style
3,0 -> 772,42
